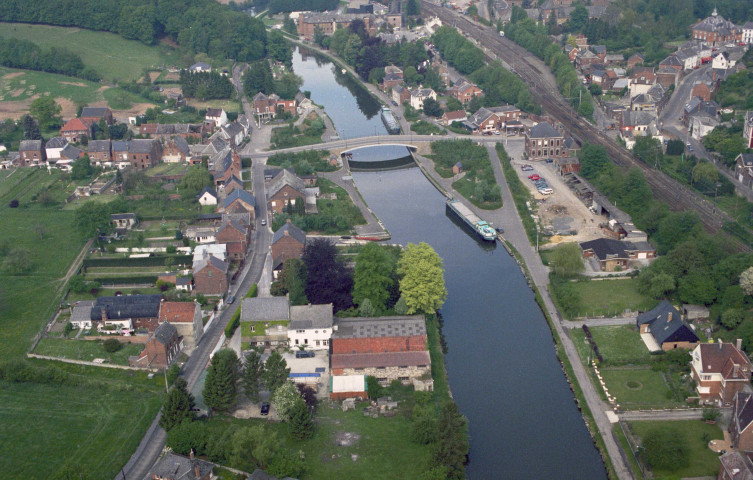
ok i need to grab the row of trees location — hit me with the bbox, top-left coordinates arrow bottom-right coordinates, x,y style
0,0 -> 268,62
0,38 -> 99,81
242,58 -> 302,100
268,0 -> 338,13
179,70 -> 234,100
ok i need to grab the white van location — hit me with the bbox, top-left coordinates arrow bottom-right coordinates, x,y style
538,188 -> 553,195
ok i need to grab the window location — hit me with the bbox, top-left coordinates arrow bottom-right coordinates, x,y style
322,340 -> 328,346
315,330 -> 319,334
295,339 -> 299,345
315,340 -> 320,346
377,378 -> 388,383
376,367 -> 386,371
250,325 -> 255,332
399,377 -> 409,382
296,329 -> 305,333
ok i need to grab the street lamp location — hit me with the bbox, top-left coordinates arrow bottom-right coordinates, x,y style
714,182 -> 721,212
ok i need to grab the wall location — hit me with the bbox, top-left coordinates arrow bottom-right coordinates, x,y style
335,364 -> 431,386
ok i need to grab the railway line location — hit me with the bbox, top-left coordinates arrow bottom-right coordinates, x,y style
422,2 -> 733,235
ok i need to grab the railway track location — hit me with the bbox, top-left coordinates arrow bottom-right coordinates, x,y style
423,2 -> 734,236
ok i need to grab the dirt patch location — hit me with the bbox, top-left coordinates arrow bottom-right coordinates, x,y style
9,89 -> 25,98
98,85 -> 108,92
335,431 -> 361,447
2,72 -> 24,80
149,72 -> 160,83
164,72 -> 180,82
0,94 -> 40,121
60,81 -> 88,87
57,98 -> 78,119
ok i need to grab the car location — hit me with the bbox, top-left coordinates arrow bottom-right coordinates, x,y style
538,188 -> 553,195
391,100 -> 398,106
260,402 -> 270,415
495,227 -> 504,234
261,218 -> 267,226
687,145 -> 694,152
528,174 -> 540,180
226,295 -> 235,304
535,180 -> 548,186
545,158 -> 554,163
521,164 -> 533,171
295,350 -> 315,358
493,130 -> 500,135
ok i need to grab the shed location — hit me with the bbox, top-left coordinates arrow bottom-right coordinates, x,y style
330,374 -> 368,401
683,304 -> 710,321
452,162 -> 463,175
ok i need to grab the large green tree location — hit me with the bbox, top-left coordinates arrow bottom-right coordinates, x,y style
74,201 -> 113,238
549,242 -> 584,277
159,377 -> 195,431
241,350 -> 264,402
243,60 -> 274,97
30,97 -> 62,129
352,242 -> 397,312
203,349 -> 240,414
263,350 -> 290,393
180,165 -> 213,198
431,402 -> 469,480
303,238 -> 353,311
288,398 -> 314,439
397,242 -> 447,315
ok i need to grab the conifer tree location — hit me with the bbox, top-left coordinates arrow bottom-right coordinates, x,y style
159,377 -> 195,431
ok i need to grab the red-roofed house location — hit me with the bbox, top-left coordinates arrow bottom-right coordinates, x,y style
60,118 -> 93,143
441,110 -> 468,126
691,340 -> 752,406
159,301 -> 203,348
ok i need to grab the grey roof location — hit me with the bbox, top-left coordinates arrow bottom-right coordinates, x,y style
46,137 -> 67,149
206,108 -> 224,118
224,189 -> 256,209
70,301 -> 94,324
579,238 -> 632,261
222,122 -> 244,139
218,218 -> 247,235
290,304 -> 333,330
739,153 -> 753,167
267,169 -> 305,200
272,221 -> 306,246
467,107 -> 496,126
191,62 -> 210,69
128,139 -> 157,154
19,140 -> 42,151
112,140 -> 129,152
591,45 -> 606,55
528,122 -> 562,139
173,135 -> 190,155
241,297 -> 290,323
193,255 -> 228,274
198,186 -> 217,199
153,322 -> 178,345
80,107 -> 109,118
111,213 -> 136,220
622,110 -> 655,127
149,452 -> 213,480
333,315 -> 427,339
60,144 -> 82,159
734,392 -> 753,439
636,300 -> 699,345
176,277 -> 191,286
411,88 -> 434,97
156,124 -> 192,135
91,294 -> 162,321
719,450 -> 753,480
211,148 -> 233,175
88,139 -> 111,153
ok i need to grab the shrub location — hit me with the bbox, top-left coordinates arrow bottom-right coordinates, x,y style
225,308 -> 241,336
9,199 -> 19,208
366,376 -> 383,400
245,283 -> 258,298
103,339 -> 122,353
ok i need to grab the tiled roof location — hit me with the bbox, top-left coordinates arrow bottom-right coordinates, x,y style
267,169 -> 305,200
290,304 -> 333,330
636,300 -> 699,345
696,343 -> 751,379
159,301 -> 197,323
333,315 -> 427,339
88,139 -> 111,153
60,118 -> 91,132
91,294 -> 162,321
193,254 -> 228,274
224,189 -> 256,209
80,107 -> 109,118
153,321 -> 178,345
272,221 -> 306,246
19,140 -> 42,151
60,144 -> 82,159
528,122 -> 562,139
128,139 -> 157,154
331,350 -> 431,369
46,137 -> 68,149
241,297 -> 290,322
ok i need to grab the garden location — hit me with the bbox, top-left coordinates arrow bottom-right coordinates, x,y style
430,139 -> 502,209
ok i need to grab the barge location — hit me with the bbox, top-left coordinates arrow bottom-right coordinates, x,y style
446,198 -> 496,241
380,106 -> 401,134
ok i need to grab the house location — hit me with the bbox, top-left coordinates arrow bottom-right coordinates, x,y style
271,220 -> 306,277
690,114 -> 719,140
576,49 -> 599,69
210,149 -> 241,188
656,66 -> 680,89
159,300 -> 203,348
223,175 -> 245,195
288,303 -> 333,349
745,112 -> 753,149
60,118 -> 93,143
380,65 -> 404,91
193,255 -> 229,296
554,157 -> 580,175
176,277 -> 192,292
215,218 -> 251,261
241,296 -> 291,348
628,70 -> 656,97
128,139 -> 162,169
744,21 -> 753,45
447,81 -> 483,103
111,213 -> 137,231
92,294 -> 162,331
691,8 -> 741,46
627,53 -> 644,69
392,85 -> 411,105
130,322 -> 183,369
69,301 -> 95,329
579,238 -> 655,271
197,187 -> 218,206
630,93 -> 658,112
296,12 -> 376,40
59,144 -> 83,161
223,189 -> 256,218
620,110 -> 657,142
409,88 -> 437,110
441,110 -> 467,126
295,92 -> 313,115
218,122 -> 245,148
45,137 -> 68,161
712,51 -> 736,70
80,107 -> 114,125
718,450 -> 753,480
253,92 -> 277,120
267,169 -> 305,214
148,452 -> 213,480
464,105 -> 522,134
452,162 -> 463,175
87,139 -> 112,164
112,140 -> 130,165
525,122 -> 566,161
659,55 -> 684,73
162,136 -> 190,163
691,340 -> 752,405
331,315 -> 432,387
205,108 -> 227,128
676,48 -> 700,70
731,392 -> 753,454
636,300 -> 699,351
193,244 -> 227,266
185,226 -> 216,244
190,62 -> 211,73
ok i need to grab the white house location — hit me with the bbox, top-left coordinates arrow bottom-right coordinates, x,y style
409,88 -> 437,110
190,62 -> 211,73
743,22 -> 753,45
691,114 -> 719,140
288,303 -> 333,350
205,108 -> 228,128
197,187 -> 218,206
712,51 -> 736,70
676,48 -> 699,70
69,301 -> 94,330
193,243 -> 227,267
45,137 -> 68,162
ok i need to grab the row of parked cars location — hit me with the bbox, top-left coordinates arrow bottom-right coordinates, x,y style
521,164 -> 553,195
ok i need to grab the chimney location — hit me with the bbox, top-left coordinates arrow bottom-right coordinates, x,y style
286,218 -> 291,224
737,338 -> 743,351
734,364 -> 740,377
189,448 -> 195,460
101,307 -> 107,322
667,312 -> 672,323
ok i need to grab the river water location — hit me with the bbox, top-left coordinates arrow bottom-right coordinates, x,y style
291,48 -> 608,479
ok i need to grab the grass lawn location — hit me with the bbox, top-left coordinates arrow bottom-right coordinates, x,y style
66,287 -> 163,302
591,325 -> 652,365
0,22 -> 180,82
0,66 -> 101,105
0,378 -> 163,479
103,86 -> 154,110
34,337 -> 144,365
567,278 -> 657,318
601,367 -> 685,410
629,420 -> 724,480
146,163 -> 188,177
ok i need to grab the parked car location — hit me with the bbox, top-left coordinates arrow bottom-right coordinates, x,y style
535,180 -> 548,187
687,145 -> 694,152
538,187 -> 553,195
261,218 -> 267,226
226,295 -> 235,304
295,350 -> 315,358
260,402 -> 270,415
528,174 -> 540,181
521,164 -> 533,171
545,158 -> 554,163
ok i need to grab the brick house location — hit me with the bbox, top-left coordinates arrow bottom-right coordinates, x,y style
692,82 -> 712,102
130,322 -> 183,369
525,122 -> 565,160
441,110 -> 468,126
656,66 -> 681,89
731,392 -> 753,454
128,139 -> 162,169
380,65 -> 404,91
148,452 -> 213,480
223,189 -> 256,218
448,81 -> 483,103
691,8 -> 742,46
636,300 -> 699,351
193,255 -> 229,296
296,12 -> 376,40
240,296 -> 291,348
162,136 -> 190,163
223,175 -> 244,195
691,340 -> 752,406
80,107 -> 114,125
158,300 -> 203,348
112,140 -> 130,166
267,169 -> 305,214
271,220 -> 306,276
554,157 -> 580,175
627,53 -> 644,69
330,316 -> 432,387
93,294 -> 162,331
87,139 -> 111,164
18,140 -> 46,166
391,85 -> 411,105
215,219 -> 251,261
60,118 -> 93,143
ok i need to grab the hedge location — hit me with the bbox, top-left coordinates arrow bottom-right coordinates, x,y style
245,283 -> 258,298
83,255 -> 192,268
87,275 -> 159,285
225,307 -> 241,336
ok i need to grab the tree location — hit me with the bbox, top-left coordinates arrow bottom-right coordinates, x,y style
103,338 -> 122,352
263,350 -> 290,393
691,161 -> 718,186
405,0 -> 420,15
71,156 -> 94,180
296,384 -> 317,410
722,309 -> 745,330
431,402 -> 469,480
397,242 -> 447,314
394,296 -> 408,315
74,201 -> 112,238
288,398 -> 314,439
243,60 -> 274,97
22,114 -> 41,140
549,243 -> 584,277
30,97 -> 62,129
352,242 -> 397,311
271,381 -> 301,422
678,272 -> 717,305
642,428 -> 689,471
410,403 -> 439,444
203,349 -> 240,414
166,420 -> 209,456
3,247 -> 33,274
359,298 -> 376,316
740,267 -> 753,296
422,97 -> 443,117
445,97 -> 463,112
180,165 -> 213,197
159,377 -> 196,431
649,273 -> 676,299
568,4 -> 589,32
241,350 -> 264,402
303,238 -> 353,311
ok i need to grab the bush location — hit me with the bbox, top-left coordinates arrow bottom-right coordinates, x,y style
103,339 -> 122,353
225,308 -> 241,336
366,376 -> 383,400
9,199 -> 19,208
245,283 -> 258,298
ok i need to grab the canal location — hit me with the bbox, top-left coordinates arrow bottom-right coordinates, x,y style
291,49 -> 608,479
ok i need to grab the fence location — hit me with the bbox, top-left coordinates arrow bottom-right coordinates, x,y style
26,353 -> 158,372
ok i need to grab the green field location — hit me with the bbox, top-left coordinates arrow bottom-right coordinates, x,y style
0,66 -> 102,105
35,338 -> 144,365
0,378 -> 163,478
559,278 -> 657,318
629,420 -> 723,480
587,325 -> 651,366
601,367 -> 685,410
0,22 -> 180,82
